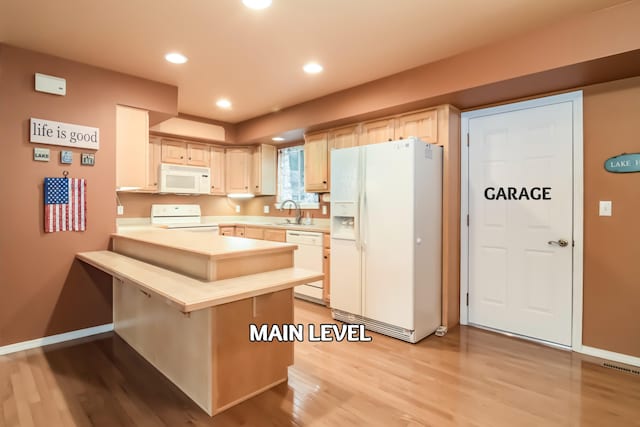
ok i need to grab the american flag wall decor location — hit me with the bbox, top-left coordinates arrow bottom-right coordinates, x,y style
44,177 -> 87,233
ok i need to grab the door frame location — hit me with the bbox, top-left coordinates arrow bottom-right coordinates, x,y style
459,91 -> 584,350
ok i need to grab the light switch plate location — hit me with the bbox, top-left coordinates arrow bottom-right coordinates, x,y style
117,205 -> 124,215
599,200 -> 612,216
235,205 -> 241,213
263,205 -> 270,214
322,205 -> 327,215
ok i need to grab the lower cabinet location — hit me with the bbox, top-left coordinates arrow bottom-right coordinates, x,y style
244,227 -> 264,240
323,234 -> 330,304
219,227 -> 235,236
263,229 -> 286,242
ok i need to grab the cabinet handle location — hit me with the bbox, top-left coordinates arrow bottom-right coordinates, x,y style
255,185 -> 259,188
324,255 -> 328,259
399,136 -> 403,140
387,138 -> 392,141
180,156 -> 184,159
322,180 -> 327,184
189,157 -> 192,160
245,186 -> 248,189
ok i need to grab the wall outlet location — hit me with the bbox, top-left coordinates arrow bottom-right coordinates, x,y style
599,200 -> 612,216
322,205 -> 327,215
235,205 -> 241,213
117,205 -> 124,215
263,205 -> 270,214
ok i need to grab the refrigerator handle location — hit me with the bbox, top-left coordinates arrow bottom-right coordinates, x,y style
359,148 -> 366,252
354,149 -> 362,250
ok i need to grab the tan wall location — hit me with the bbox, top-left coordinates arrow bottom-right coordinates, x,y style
0,44 -> 177,346
118,193 -> 331,220
582,77 -> 640,357
118,193 -> 237,218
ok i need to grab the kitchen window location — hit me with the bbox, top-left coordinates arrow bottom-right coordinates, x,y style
276,146 -> 319,209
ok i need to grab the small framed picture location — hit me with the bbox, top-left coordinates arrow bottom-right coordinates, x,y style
60,150 -> 73,164
81,153 -> 95,166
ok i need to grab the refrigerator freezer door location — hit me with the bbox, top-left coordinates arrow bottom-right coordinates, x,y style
330,238 -> 362,315
330,147 -> 360,202
361,141 -> 416,330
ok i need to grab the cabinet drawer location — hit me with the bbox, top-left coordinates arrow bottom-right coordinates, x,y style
245,227 -> 264,240
263,229 -> 286,242
219,226 -> 235,236
323,233 -> 330,248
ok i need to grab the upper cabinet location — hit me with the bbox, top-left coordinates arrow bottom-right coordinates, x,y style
329,125 -> 359,151
304,132 -> 329,193
225,148 -> 251,194
147,136 -> 162,191
396,109 -> 438,143
361,118 -> 395,146
251,144 -> 277,196
209,146 -> 225,195
161,138 -> 210,167
116,105 -> 150,190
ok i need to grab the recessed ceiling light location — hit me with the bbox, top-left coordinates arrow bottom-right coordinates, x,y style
165,52 -> 188,64
272,137 -> 285,141
242,0 -> 272,10
216,98 -> 232,109
303,62 -> 323,74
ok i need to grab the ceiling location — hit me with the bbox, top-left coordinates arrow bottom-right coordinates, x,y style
0,0 -> 626,123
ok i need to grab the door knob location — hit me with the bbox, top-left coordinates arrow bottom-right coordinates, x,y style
548,239 -> 569,247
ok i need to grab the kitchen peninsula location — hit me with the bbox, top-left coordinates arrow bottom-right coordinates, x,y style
77,229 -> 323,416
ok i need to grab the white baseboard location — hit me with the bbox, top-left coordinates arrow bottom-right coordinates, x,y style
579,345 -> 640,368
0,323 -> 114,356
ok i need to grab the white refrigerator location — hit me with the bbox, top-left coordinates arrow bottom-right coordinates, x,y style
330,138 -> 442,343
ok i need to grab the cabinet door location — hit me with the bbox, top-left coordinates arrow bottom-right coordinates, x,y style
329,126 -> 359,150
361,118 -> 395,146
263,229 -> 286,242
225,148 -> 251,194
396,109 -> 438,143
116,105 -> 149,189
244,227 -> 264,240
234,226 -> 245,237
209,146 -> 226,195
251,146 -> 262,195
161,139 -> 187,164
146,136 -> 162,191
304,133 -> 329,192
187,143 -> 210,167
323,247 -> 330,304
220,226 -> 235,236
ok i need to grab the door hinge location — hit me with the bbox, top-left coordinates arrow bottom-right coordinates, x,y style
466,214 -> 469,227
466,293 -> 469,306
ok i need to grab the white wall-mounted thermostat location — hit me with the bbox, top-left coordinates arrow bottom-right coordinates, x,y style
35,73 -> 66,96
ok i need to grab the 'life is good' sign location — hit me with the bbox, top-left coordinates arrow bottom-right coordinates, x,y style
30,118 -> 99,150
604,153 -> 640,173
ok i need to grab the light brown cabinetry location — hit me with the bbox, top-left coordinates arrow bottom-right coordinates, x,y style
263,229 -> 286,242
116,105 -> 150,190
244,227 -> 264,240
329,125 -> 359,150
323,240 -> 330,304
361,118 -> 395,146
396,109 -> 438,143
219,227 -> 235,236
251,144 -> 277,196
161,139 -> 210,167
304,132 -> 329,192
234,226 -> 245,237
225,148 -> 251,194
146,136 -> 162,191
209,146 -> 225,195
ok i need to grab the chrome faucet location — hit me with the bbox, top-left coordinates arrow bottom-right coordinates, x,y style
280,199 -> 302,224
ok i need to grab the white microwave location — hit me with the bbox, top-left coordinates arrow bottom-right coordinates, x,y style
159,163 -> 211,194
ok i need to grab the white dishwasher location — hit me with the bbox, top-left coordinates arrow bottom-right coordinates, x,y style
286,230 -> 324,304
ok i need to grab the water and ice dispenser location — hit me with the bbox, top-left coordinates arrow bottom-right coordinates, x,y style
331,202 -> 357,240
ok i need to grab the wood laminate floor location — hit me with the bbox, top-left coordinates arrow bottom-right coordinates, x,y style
1,300 -> 638,426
